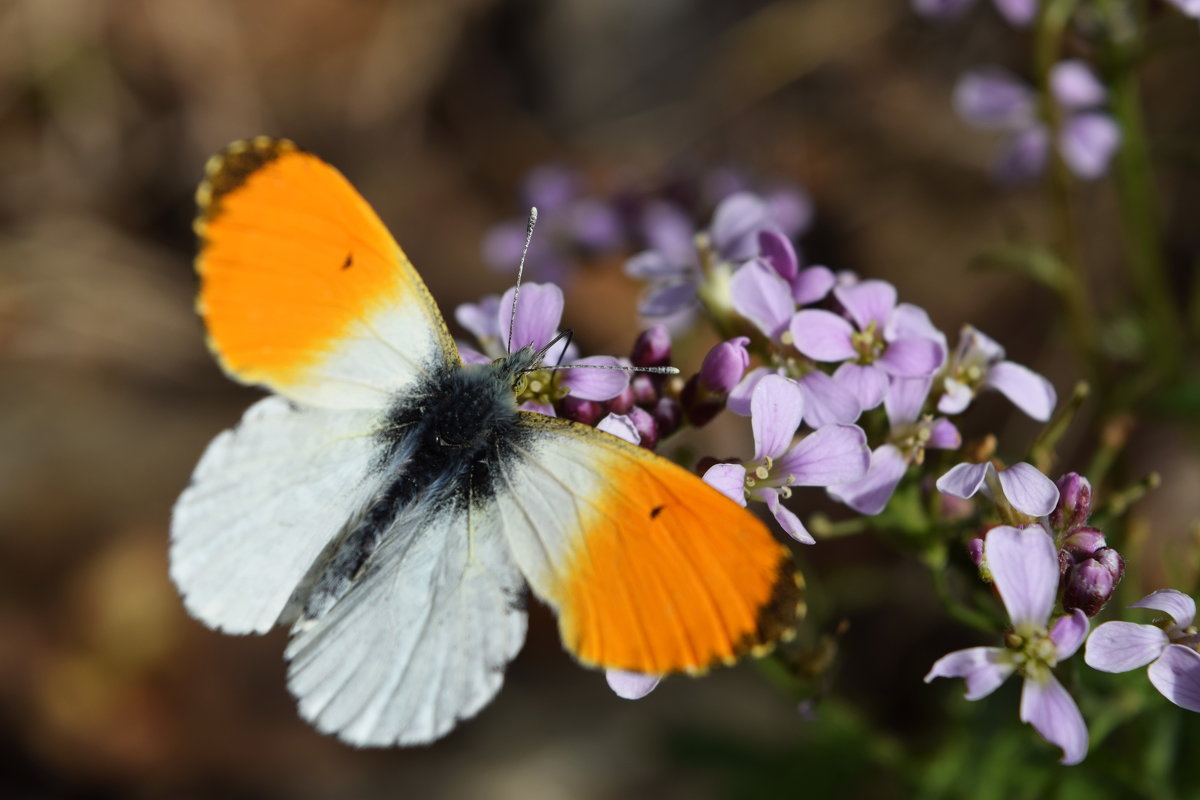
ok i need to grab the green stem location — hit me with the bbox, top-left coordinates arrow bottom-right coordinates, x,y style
1034,0 -> 1099,376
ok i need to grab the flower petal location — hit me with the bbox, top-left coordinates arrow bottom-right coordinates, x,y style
935,461 -> 993,500
833,362 -> 888,411
520,400 -> 556,417
954,68 -> 1036,129
758,228 -> 798,280
927,418 -> 962,450
775,423 -> 869,487
559,356 -> 630,401
796,370 -> 863,426
885,303 -> 947,352
924,646 -> 1014,701
639,279 -> 698,318
481,221 -> 528,271
985,360 -> 1057,422
997,462 -> 1060,517
792,265 -> 835,306
827,444 -> 908,515
1058,113 -> 1121,180
1019,675 -> 1089,765
455,295 -> 502,343
994,127 -> 1051,184
1147,644 -> 1200,713
606,670 -> 661,700
640,201 -> 696,265
937,378 -> 974,415
834,280 -> 897,331
1050,60 -> 1107,110
500,282 -> 563,353
1130,589 -> 1196,630
884,377 -> 933,426
1051,609 -> 1090,660
457,342 -> 493,365
762,488 -> 814,544
766,186 -> 814,237
625,249 -> 683,279
992,0 -> 1038,26
1084,621 -> 1169,673
731,261 -> 795,339
750,374 -> 806,461
879,337 -> 946,378
702,463 -> 748,505
986,525 -> 1059,628
596,413 -> 641,445
789,310 -> 857,362
711,192 -> 768,261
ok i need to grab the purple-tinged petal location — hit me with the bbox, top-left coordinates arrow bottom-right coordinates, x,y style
826,444 -> 907,515
758,229 -> 798,280
1084,621 -> 1169,673
792,265 -> 835,306
700,337 -> 751,395
1147,644 -> 1200,713
885,377 -> 933,426
521,164 -> 578,211
938,378 -> 974,415
1051,609 -> 1090,659
606,670 -> 661,700
775,423 -> 869,487
732,261 -> 795,339
711,192 -> 769,261
559,356 -> 630,401
992,0 -> 1038,26
796,371 -> 863,426
954,68 -> 1037,129
997,463 -> 1060,517
1130,589 -> 1196,629
1051,60 -> 1107,110
640,201 -> 696,266
986,360 -> 1056,422
986,525 -> 1059,628
625,250 -> 682,279
521,400 -> 556,417
596,413 -> 641,445
789,310 -> 857,362
924,646 -> 1014,701
927,418 -> 962,450
457,343 -> 493,365
762,488 -> 814,544
455,295 -> 502,342
879,337 -> 946,378
936,461 -> 993,499
1059,113 -> 1121,180
995,127 -> 1051,184
885,303 -> 947,352
750,375 -> 805,461
630,326 -> 671,369
1019,675 -> 1089,765
500,283 -> 563,353
834,280 -> 898,331
727,367 -> 771,417
703,463 -> 748,505
568,199 -> 623,251
766,186 -> 814,237
1164,0 -> 1200,17
639,279 -> 698,318
957,324 -> 1006,363
833,362 -> 888,411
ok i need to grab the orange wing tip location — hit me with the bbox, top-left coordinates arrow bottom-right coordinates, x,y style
195,137 -> 299,224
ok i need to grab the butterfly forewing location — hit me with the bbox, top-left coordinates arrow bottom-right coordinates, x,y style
195,137 -> 459,409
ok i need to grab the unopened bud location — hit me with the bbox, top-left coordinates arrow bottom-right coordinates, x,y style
561,396 -> 604,427
607,384 -> 636,415
653,396 -> 682,439
631,325 -> 672,369
631,375 -> 658,407
681,374 -> 725,428
1063,559 -> 1116,617
1050,472 -> 1093,533
1092,546 -> 1125,582
627,406 -> 659,450
699,337 -> 750,395
968,537 -> 985,567
1060,526 -> 1107,562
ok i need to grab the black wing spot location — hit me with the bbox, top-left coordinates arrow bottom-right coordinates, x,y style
649,504 -> 665,520
341,253 -> 353,270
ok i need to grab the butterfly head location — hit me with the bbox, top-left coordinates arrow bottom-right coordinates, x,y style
491,343 -> 569,409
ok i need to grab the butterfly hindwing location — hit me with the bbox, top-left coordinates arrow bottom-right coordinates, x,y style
170,396 -> 387,634
195,137 -> 459,409
494,412 -> 805,676
284,493 -> 527,747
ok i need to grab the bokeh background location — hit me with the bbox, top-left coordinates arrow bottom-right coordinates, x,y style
2,1 -> 1198,797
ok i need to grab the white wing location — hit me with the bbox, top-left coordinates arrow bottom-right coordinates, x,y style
170,396 -> 387,634
285,494 -> 527,747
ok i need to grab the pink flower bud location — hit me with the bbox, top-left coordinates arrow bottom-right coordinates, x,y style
561,396 -> 604,427
1060,526 -> 1107,562
631,375 -> 658,406
968,537 -> 985,567
699,337 -> 751,395
607,384 -> 636,415
1063,559 -> 1115,617
1050,472 -> 1092,533
653,396 -> 682,438
1092,547 -> 1125,582
630,325 -> 671,369
627,406 -> 659,450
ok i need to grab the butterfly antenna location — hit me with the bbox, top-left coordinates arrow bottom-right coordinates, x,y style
506,206 -> 538,355
532,331 -> 679,376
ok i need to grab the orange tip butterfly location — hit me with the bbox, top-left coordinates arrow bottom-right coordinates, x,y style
171,137 -> 805,746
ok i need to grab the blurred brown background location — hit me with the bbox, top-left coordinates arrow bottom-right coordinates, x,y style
1,1 -> 1198,797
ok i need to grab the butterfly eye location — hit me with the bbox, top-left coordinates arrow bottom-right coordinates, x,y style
513,374 -> 529,394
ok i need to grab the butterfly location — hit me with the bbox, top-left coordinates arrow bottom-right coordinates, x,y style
170,136 -> 805,747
